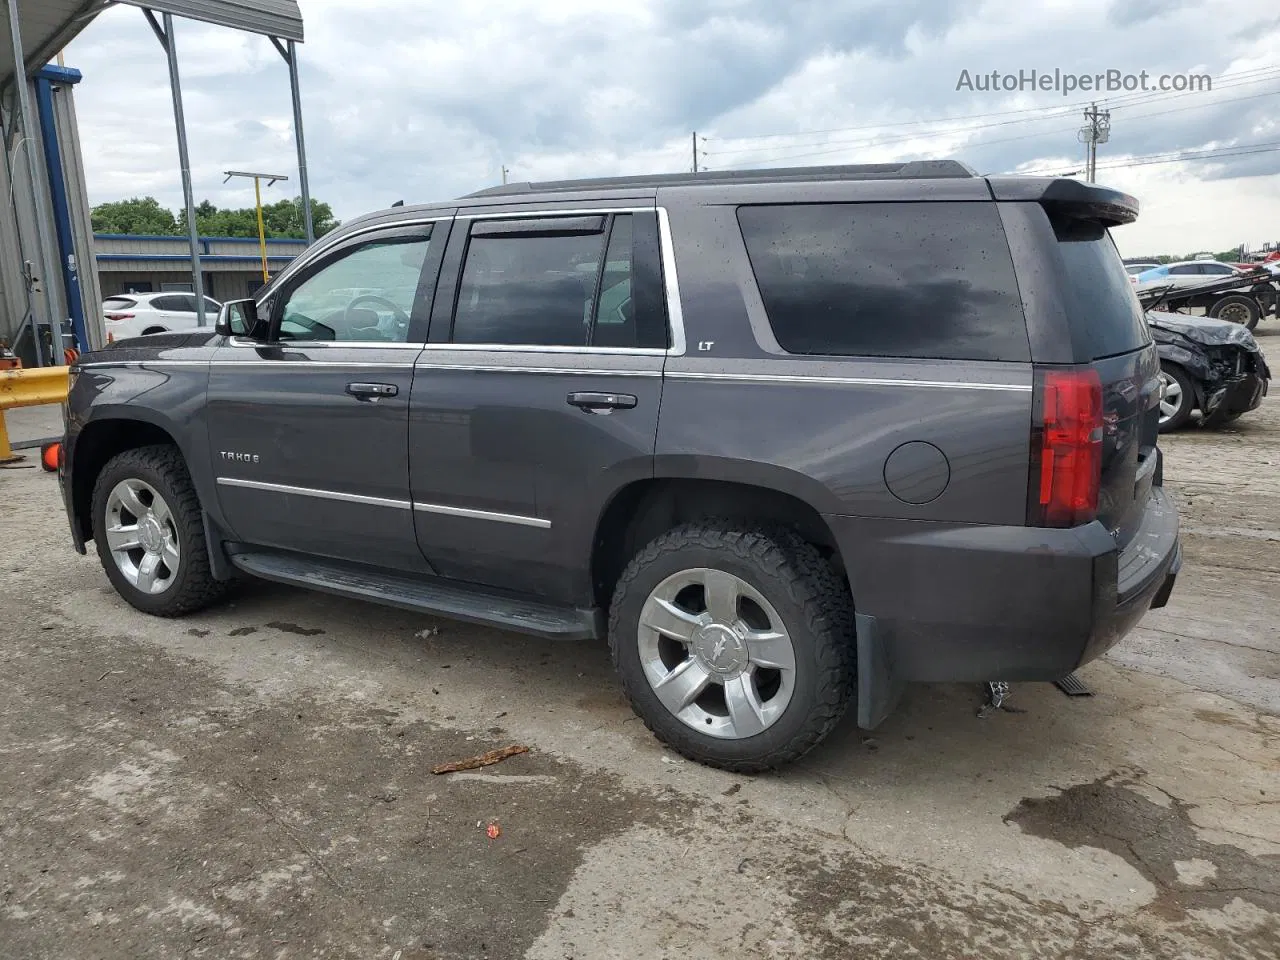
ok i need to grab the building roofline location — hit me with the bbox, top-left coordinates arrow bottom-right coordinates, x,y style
93,233 -> 307,244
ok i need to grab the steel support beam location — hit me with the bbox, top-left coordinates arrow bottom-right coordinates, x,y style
273,36 -> 313,245
5,0 -> 63,365
145,8 -> 207,325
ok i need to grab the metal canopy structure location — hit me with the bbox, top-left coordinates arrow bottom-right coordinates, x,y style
1,0 -> 309,362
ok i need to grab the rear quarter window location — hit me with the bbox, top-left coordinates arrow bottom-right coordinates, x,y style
1052,218 -> 1150,359
737,202 -> 1030,361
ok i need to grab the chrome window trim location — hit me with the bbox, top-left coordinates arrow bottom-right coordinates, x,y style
448,205 -> 686,357
208,360 -> 419,369
216,477 -> 412,509
656,206 -> 687,356
460,206 -> 651,220
665,371 -> 1033,392
414,363 -> 661,377
415,344 -> 669,357
227,206 -> 687,358
413,501 -> 550,529
225,338 -> 425,350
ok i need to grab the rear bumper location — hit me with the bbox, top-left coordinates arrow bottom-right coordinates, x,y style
827,486 -> 1180,714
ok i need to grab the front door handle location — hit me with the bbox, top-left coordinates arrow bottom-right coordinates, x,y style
347,381 -> 398,401
567,391 -> 638,413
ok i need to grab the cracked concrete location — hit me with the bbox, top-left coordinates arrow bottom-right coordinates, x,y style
0,329 -> 1278,957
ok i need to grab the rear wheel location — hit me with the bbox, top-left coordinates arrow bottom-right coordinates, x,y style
1208,294 -> 1260,330
609,523 -> 855,772
91,445 -> 227,616
1157,362 -> 1195,432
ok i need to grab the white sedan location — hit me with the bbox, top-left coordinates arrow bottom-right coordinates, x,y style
103,292 -> 222,341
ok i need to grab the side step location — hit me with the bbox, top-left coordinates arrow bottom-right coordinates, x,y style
230,551 -> 601,641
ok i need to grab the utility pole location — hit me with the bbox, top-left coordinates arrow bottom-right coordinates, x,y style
692,131 -> 698,174
224,170 -> 290,284
1078,103 -> 1111,182
501,165 -> 509,185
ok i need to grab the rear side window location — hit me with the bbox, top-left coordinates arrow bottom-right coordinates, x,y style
1169,264 -> 1198,276
451,212 -> 667,349
1052,218 -> 1150,359
737,202 -> 1029,361
103,297 -> 135,310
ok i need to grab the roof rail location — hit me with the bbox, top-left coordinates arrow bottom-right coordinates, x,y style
464,160 -> 978,198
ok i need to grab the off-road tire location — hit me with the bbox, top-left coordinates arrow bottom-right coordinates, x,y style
609,522 -> 856,772
92,444 -> 227,616
1158,362 -> 1196,433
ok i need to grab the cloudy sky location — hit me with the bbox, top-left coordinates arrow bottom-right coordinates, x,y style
63,0 -> 1280,257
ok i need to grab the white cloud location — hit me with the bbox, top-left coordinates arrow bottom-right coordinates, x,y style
60,0 -> 1280,253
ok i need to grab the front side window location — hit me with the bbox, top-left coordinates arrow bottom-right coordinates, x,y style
278,233 -> 432,342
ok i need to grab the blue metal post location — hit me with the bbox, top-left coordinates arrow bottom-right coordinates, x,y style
34,69 -> 87,354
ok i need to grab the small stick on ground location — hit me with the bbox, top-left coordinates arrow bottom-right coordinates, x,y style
431,745 -> 529,775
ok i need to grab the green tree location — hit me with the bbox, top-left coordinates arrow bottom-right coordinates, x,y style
90,196 -> 178,235
95,196 -> 339,239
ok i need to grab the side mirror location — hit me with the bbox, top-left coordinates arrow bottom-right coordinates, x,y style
216,299 -> 260,339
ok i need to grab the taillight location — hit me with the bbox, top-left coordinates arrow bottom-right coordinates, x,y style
1029,367 -> 1103,528
105,312 -> 133,322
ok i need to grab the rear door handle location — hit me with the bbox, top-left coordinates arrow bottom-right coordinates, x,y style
347,381 -> 398,401
566,391 -> 638,413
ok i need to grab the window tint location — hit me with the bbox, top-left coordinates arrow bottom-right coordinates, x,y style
453,223 -> 605,346
591,215 -> 635,347
278,234 -> 431,342
1201,263 -> 1234,275
150,295 -> 182,312
103,297 -> 136,310
1169,264 -> 1198,276
1052,217 -> 1150,359
737,203 -> 1029,361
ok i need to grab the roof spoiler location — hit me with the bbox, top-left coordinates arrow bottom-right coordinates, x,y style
986,177 -> 1139,227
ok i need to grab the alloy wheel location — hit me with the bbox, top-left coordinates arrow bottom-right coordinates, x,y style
104,478 -> 180,595
637,567 -> 797,740
1158,371 -> 1183,425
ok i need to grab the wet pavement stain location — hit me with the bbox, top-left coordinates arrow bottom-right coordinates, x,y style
265,620 -> 325,636
227,626 -> 257,637
1005,770 -> 1280,919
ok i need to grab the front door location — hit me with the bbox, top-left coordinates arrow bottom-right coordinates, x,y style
207,219 -> 448,572
409,208 -> 670,603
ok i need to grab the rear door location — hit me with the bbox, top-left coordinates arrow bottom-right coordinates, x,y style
207,218 -> 449,572
408,206 -> 669,603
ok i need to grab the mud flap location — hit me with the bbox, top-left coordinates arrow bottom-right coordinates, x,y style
203,512 -> 237,582
855,612 -> 905,729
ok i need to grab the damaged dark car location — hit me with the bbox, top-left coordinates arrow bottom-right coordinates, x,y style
1149,311 -> 1271,431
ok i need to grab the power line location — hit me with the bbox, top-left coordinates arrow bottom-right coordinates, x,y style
1018,139 -> 1280,177
712,86 -> 1280,170
706,64 -> 1280,149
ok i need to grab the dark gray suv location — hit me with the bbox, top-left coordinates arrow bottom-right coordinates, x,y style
60,161 -> 1181,771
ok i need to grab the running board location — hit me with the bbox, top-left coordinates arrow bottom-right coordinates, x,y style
229,551 -> 601,641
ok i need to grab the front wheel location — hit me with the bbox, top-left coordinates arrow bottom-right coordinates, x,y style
609,523 -> 855,772
1158,362 -> 1195,433
91,445 -> 227,616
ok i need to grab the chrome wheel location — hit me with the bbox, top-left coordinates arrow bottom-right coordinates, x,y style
1158,371 -> 1183,425
104,478 -> 180,595
637,567 -> 797,740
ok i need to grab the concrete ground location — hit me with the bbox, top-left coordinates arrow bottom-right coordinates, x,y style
1,330 -> 1278,959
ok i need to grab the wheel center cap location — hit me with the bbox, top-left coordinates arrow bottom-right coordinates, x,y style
692,623 -> 747,675
139,515 -> 164,553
